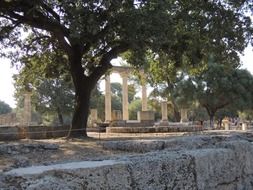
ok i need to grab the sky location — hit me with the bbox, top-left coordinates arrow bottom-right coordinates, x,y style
0,46 -> 252,108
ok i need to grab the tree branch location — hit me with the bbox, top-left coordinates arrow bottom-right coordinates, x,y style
89,42 -> 130,85
0,0 -> 72,52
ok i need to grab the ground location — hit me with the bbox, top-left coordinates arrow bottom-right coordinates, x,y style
0,130 -> 252,173
2,130 -> 253,189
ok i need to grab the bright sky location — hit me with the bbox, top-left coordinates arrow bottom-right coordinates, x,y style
0,46 -> 252,108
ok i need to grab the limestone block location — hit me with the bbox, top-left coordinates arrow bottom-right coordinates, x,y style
112,110 -> 122,121
137,111 -> 155,121
102,140 -> 165,153
0,126 -> 20,140
2,136 -> 253,189
242,123 -> 247,130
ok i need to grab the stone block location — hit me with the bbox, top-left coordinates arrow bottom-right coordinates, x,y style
0,126 -> 20,140
112,110 -> 122,121
137,111 -> 155,121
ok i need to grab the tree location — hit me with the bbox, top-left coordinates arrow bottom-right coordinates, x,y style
33,78 -> 74,125
0,100 -> 12,115
13,49 -> 74,125
193,64 -> 253,128
129,98 -> 142,120
0,0 -> 252,137
89,84 -> 105,121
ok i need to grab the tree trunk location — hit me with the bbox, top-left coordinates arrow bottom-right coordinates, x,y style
218,118 -> 223,129
204,106 -> 216,129
56,107 -> 64,125
66,44 -> 119,138
67,49 -> 102,138
210,114 -> 215,129
69,85 -> 92,137
67,50 -> 91,138
173,108 -> 181,122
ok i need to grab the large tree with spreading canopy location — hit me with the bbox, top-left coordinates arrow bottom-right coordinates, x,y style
0,0 -> 252,137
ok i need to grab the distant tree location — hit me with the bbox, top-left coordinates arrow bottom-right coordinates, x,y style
14,50 -> 74,125
193,64 -> 253,128
189,105 -> 209,123
90,84 -> 105,121
34,78 -> 74,125
1,0 -> 251,137
129,98 -> 142,120
0,100 -> 12,115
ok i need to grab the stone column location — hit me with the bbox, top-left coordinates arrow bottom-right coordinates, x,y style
121,72 -> 129,120
112,110 -> 122,121
180,108 -> 188,123
23,92 -> 32,126
224,120 -> 230,130
242,122 -> 247,131
161,101 -> 168,121
142,84 -> 148,111
105,75 -> 112,122
141,72 -> 148,111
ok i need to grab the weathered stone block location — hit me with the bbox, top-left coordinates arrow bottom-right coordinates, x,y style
137,111 -> 155,121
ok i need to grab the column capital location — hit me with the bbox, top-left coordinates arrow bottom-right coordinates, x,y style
119,71 -> 128,78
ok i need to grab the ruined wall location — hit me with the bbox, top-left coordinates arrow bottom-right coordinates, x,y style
0,113 -> 17,126
0,125 -> 71,140
1,138 -> 253,190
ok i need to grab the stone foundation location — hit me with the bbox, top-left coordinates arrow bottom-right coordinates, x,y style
137,111 -> 155,122
0,113 -> 18,126
1,137 -> 253,189
106,125 -> 203,133
0,125 -> 70,140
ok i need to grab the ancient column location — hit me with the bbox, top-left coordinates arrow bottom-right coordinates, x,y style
242,122 -> 247,131
142,84 -> 148,111
105,75 -> 112,122
121,72 -> 129,120
23,92 -> 32,126
223,117 -> 230,130
161,101 -> 168,121
141,71 -> 148,111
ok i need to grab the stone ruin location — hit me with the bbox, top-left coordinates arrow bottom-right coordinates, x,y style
0,113 -> 18,126
0,93 -> 32,127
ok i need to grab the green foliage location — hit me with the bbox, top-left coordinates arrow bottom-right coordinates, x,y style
194,63 -> 253,116
238,110 -> 253,121
33,78 -> 74,125
90,85 -> 105,121
184,62 -> 253,128
188,104 -> 209,122
14,50 -> 74,125
129,98 -> 142,120
0,0 -> 252,134
0,100 -> 12,115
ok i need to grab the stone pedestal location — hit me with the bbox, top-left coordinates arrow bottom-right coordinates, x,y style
223,118 -> 230,130
112,110 -> 122,121
180,109 -> 188,123
137,111 -> 155,123
242,123 -> 247,131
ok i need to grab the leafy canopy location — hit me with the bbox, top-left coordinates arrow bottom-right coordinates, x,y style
0,100 -> 12,115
